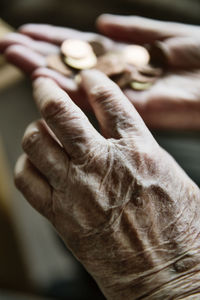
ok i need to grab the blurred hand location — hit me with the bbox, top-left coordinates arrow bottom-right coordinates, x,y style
97,15 -> 200,130
0,25 -> 115,110
1,16 -> 200,129
15,70 -> 200,299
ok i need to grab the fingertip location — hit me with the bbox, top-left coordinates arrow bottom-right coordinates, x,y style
5,43 -> 24,56
19,23 -> 45,33
97,14 -> 119,24
80,69 -> 109,91
33,76 -> 56,93
96,14 -> 118,33
81,69 -> 106,81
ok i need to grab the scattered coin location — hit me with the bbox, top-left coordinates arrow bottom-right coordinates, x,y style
61,39 -> 93,60
126,65 -> 156,83
64,53 -> 97,70
123,45 -> 150,67
51,38 -> 161,91
46,54 -> 72,76
130,81 -> 153,91
95,53 -> 126,76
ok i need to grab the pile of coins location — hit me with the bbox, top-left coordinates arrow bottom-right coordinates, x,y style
46,38 -> 162,91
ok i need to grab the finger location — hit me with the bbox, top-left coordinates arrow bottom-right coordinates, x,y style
5,44 -> 46,73
22,120 -> 69,190
0,32 -> 59,55
33,77 -> 104,159
14,154 -> 53,219
32,68 -> 90,111
19,24 -> 114,51
97,14 -> 199,44
150,37 -> 200,68
81,69 -> 148,139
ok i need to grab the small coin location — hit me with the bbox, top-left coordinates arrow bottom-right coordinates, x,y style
46,54 -> 72,76
126,65 -> 156,83
123,45 -> 150,67
96,53 -> 126,76
130,81 -> 153,91
64,53 -> 97,70
61,39 -> 93,60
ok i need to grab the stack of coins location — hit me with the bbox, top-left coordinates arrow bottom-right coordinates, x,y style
46,38 -> 162,91
61,39 -> 97,70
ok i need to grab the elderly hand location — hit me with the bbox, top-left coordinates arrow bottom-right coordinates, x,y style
15,70 -> 200,299
1,17 -> 200,129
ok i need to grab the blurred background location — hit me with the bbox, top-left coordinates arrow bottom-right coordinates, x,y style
0,0 -> 200,299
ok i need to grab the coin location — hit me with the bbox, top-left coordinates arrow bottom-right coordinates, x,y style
61,39 -> 93,60
96,53 -> 126,76
46,54 -> 72,76
130,81 -> 153,91
112,66 -> 155,88
64,53 -> 97,70
123,45 -> 150,67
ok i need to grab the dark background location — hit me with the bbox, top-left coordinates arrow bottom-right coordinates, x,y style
1,0 -> 200,31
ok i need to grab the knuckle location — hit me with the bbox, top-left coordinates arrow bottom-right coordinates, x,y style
41,98 -> 66,121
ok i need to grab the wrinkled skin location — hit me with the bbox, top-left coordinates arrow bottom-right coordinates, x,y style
1,15 -> 200,129
15,70 -> 200,299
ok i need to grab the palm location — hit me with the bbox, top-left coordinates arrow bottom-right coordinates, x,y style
1,17 -> 200,129
124,70 -> 200,129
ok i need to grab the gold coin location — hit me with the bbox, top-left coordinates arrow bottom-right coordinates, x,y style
61,39 -> 93,60
64,53 -> 97,70
130,81 -> 152,91
46,54 -> 72,76
123,45 -> 150,67
96,53 -> 126,76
